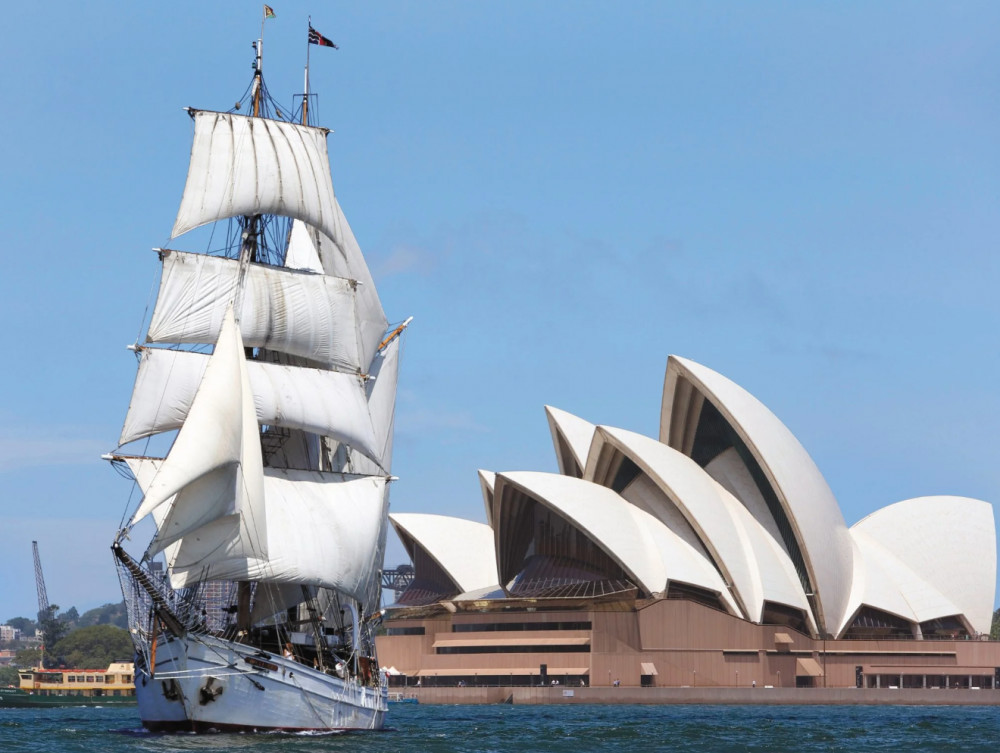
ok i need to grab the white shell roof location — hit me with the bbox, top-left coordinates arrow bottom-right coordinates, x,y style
586,426 -> 812,626
840,529 -> 964,636
389,513 -> 499,595
478,470 -> 496,527
495,471 -> 737,611
662,355 -> 854,636
850,496 -> 996,636
544,406 -> 596,478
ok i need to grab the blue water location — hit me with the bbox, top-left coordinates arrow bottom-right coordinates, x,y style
2,703 -> 1000,752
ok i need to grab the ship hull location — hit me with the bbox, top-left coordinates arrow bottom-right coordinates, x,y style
135,633 -> 387,733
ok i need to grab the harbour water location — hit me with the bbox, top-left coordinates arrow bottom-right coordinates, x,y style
3,703 -> 1000,752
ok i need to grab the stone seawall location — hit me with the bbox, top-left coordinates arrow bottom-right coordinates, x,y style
395,686 -> 1000,706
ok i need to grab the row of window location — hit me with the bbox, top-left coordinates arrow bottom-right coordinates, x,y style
51,674 -> 132,685
437,645 -> 590,655
453,621 -> 592,633
388,622 -> 594,636
385,626 -> 425,636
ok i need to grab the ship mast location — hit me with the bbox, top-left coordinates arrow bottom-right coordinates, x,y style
240,17 -> 268,278
302,19 -> 311,126
235,10 -> 271,635
252,11 -> 266,118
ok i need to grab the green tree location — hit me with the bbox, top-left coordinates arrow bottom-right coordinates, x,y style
5,617 -> 36,635
15,648 -> 41,668
61,606 -> 80,626
78,602 -> 128,630
0,666 -> 18,687
991,607 -> 1000,640
49,625 -> 132,669
38,605 -> 68,659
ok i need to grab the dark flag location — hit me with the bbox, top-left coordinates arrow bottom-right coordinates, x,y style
308,26 -> 338,49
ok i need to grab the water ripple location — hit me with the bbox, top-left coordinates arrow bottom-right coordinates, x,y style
2,703 -> 1000,752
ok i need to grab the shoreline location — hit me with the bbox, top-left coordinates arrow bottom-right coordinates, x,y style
394,686 -> 1000,706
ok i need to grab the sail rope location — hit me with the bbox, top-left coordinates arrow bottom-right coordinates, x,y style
286,671 -> 335,731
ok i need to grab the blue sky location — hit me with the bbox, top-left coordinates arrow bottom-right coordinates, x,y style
1,2 -> 998,621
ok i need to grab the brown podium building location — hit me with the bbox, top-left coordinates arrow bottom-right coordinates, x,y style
377,356 -> 1000,691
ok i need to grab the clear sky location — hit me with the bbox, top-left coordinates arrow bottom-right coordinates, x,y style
1,2 -> 998,622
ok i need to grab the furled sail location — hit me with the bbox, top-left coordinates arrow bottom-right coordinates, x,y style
119,347 -> 382,465
171,111 -> 339,244
125,456 -> 387,601
146,250 -> 384,373
131,308 -> 267,562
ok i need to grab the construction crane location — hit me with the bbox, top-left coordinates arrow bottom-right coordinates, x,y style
32,540 -> 50,624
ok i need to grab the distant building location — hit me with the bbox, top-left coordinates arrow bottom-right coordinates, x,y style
378,355 -> 999,690
0,625 -> 21,643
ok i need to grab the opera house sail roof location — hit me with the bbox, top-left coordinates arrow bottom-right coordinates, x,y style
389,355 -> 996,641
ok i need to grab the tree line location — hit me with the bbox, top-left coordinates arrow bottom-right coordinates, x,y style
0,602 -> 132,686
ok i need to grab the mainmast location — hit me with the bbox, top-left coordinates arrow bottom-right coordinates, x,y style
302,22 -> 311,126
236,5 -> 273,632
252,7 -> 269,118
241,10 -> 271,283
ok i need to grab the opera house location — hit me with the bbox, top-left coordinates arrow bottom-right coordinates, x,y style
376,356 -> 1000,691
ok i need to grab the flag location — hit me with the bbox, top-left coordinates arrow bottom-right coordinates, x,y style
308,25 -> 338,49
264,5 -> 275,19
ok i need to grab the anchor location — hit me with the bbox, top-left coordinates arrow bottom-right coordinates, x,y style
160,678 -> 181,702
198,676 -> 224,705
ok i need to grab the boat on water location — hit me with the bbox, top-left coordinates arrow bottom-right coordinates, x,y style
0,663 -> 136,707
104,15 -> 407,733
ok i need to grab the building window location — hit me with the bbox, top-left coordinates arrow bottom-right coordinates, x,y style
666,581 -> 726,612
436,644 -> 589,655
843,606 -> 913,640
920,615 -> 970,640
501,490 -> 637,599
453,621 -> 591,633
385,626 -> 425,636
760,601 -> 810,633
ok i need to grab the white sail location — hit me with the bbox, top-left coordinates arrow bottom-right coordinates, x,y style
131,308 -> 266,562
287,217 -> 389,367
146,251 -> 381,373
125,456 -> 387,600
285,219 -> 324,273
172,111 -> 339,243
225,471 -> 387,603
367,336 -> 400,470
314,203 -> 387,355
119,347 -> 382,465
326,336 -> 400,477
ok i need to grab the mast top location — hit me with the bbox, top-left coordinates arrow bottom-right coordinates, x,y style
253,5 -> 276,117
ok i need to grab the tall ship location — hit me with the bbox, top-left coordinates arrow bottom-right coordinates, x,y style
105,17 -> 405,732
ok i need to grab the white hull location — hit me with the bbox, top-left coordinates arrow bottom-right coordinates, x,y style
135,633 -> 387,732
